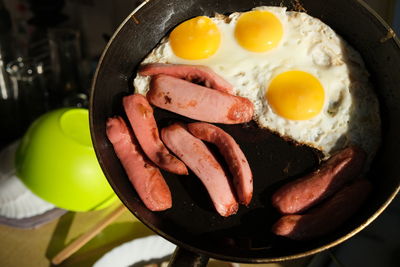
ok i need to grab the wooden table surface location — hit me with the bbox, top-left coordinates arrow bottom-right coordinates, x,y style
0,201 -> 311,267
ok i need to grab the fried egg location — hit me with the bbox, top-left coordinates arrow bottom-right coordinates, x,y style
134,6 -> 381,161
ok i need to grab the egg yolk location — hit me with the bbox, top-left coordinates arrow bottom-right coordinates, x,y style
169,16 -> 221,60
266,71 -> 325,120
235,10 -> 283,52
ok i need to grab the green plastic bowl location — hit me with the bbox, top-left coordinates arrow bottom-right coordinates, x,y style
15,108 -> 117,211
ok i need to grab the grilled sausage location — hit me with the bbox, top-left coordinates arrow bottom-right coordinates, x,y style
147,75 -> 254,124
106,116 -> 172,211
139,63 -> 234,94
161,123 -> 238,216
123,94 -> 188,175
272,146 -> 366,214
272,179 -> 371,240
188,122 -> 253,205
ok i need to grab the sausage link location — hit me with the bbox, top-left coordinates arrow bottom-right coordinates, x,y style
139,63 -> 233,94
188,122 -> 253,205
147,75 -> 253,124
272,179 -> 371,240
123,94 -> 188,175
161,123 -> 238,217
106,116 -> 172,211
272,146 -> 366,214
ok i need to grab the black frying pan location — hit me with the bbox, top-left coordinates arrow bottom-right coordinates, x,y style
90,0 -> 400,265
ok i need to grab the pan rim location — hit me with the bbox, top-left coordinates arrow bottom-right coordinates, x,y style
89,0 -> 400,263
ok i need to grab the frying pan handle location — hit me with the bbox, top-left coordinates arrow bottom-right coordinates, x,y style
168,246 -> 209,267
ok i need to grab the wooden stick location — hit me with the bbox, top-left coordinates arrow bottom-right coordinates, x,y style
51,204 -> 127,265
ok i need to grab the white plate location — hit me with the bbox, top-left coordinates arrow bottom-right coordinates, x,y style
93,235 -> 176,267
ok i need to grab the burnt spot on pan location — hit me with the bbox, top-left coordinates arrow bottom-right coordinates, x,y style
131,15 -> 140,24
380,28 -> 396,43
291,0 -> 307,13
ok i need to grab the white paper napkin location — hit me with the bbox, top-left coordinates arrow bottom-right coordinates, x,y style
0,141 -> 55,219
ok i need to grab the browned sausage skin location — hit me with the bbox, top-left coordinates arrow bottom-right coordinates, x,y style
188,122 -> 253,206
272,146 -> 366,214
106,116 -> 172,211
272,179 -> 371,240
139,63 -> 234,94
123,94 -> 188,175
161,123 -> 238,217
147,74 -> 254,124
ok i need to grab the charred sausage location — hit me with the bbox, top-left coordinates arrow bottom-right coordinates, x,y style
272,179 -> 371,240
188,122 -> 253,205
106,116 -> 172,211
272,146 -> 366,214
123,94 -> 188,175
161,123 -> 238,217
147,75 -> 253,124
139,63 -> 234,94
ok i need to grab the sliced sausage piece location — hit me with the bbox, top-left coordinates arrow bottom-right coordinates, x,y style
161,123 -> 238,217
272,179 -> 371,240
147,75 -> 253,124
106,116 -> 172,211
272,146 -> 366,214
139,63 -> 233,94
123,94 -> 188,175
188,122 -> 253,206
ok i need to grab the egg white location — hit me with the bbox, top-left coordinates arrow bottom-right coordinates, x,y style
134,6 -> 381,161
